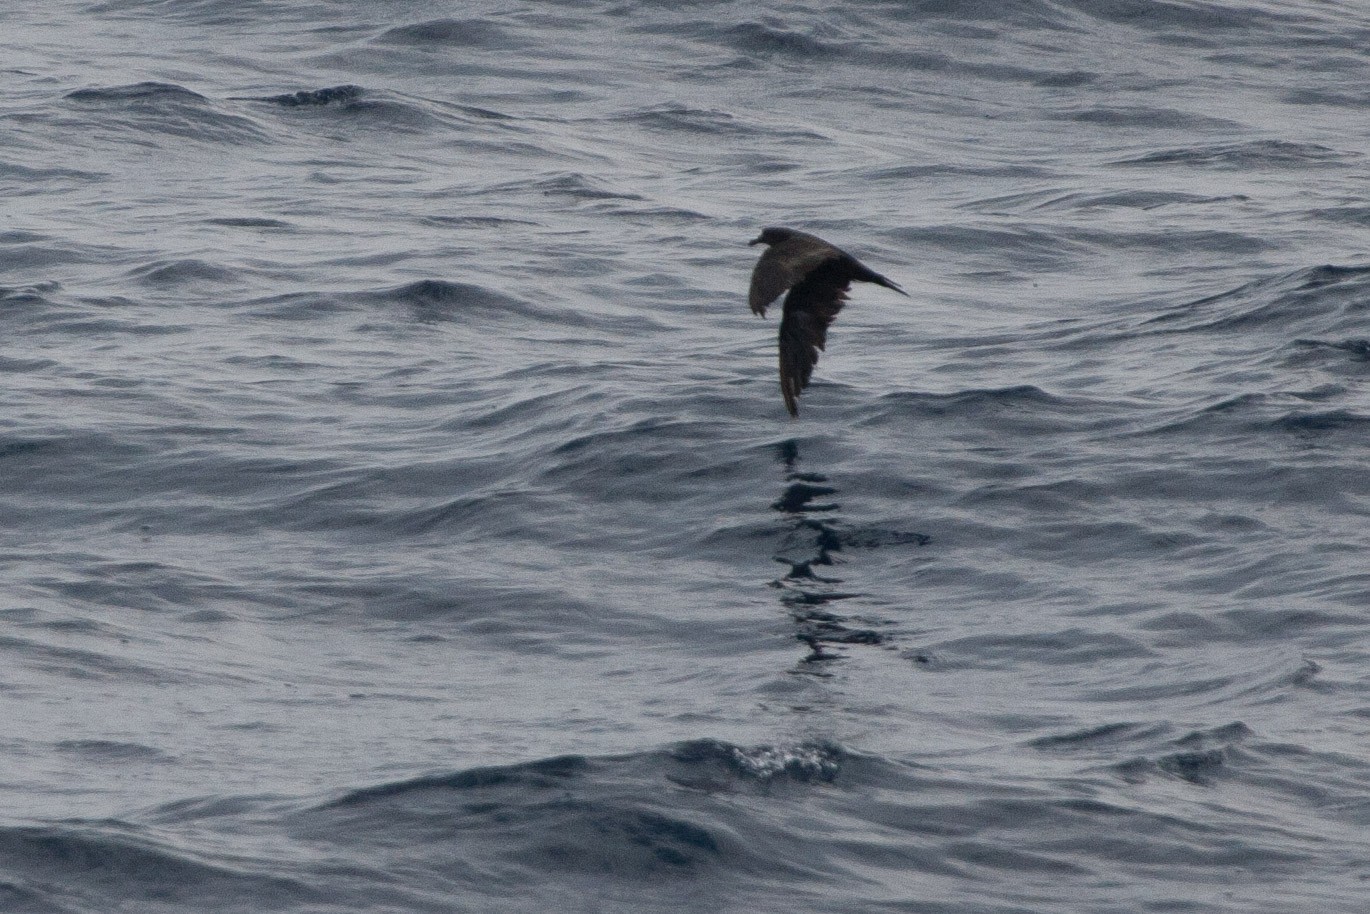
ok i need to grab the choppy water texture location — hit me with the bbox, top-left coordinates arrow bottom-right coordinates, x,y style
3,1 -> 1370,911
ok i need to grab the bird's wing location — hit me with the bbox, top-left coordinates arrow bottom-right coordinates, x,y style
777,259 -> 850,417
748,236 -> 841,316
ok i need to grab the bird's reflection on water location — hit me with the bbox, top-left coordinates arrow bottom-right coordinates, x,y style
769,440 -> 924,674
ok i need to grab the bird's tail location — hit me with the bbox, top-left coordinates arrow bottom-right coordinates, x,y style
855,264 -> 909,297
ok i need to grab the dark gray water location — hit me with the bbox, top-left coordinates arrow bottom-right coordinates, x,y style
4,1 -> 1370,911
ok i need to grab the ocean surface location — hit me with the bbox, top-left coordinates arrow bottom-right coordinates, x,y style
3,1 -> 1370,911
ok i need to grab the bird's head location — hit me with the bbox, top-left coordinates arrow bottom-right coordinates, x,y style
749,227 -> 793,247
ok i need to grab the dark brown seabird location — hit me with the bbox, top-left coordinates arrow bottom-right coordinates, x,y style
748,227 -> 908,417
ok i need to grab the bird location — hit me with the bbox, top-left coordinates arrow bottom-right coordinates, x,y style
747,227 -> 908,417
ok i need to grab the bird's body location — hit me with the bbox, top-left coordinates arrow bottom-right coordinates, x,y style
747,227 -> 907,417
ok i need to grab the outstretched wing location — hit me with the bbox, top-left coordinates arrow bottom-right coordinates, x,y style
777,259 -> 851,417
748,236 -> 842,316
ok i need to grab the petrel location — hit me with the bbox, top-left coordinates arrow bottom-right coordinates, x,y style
748,227 -> 908,417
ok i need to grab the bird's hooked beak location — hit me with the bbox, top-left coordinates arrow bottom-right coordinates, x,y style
748,235 -> 764,246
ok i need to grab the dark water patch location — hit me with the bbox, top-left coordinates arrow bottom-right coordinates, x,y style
1028,721 -> 1163,751
323,754 -> 590,808
240,87 -> 454,133
0,160 -> 108,191
844,786 -> 1321,884
1270,409 -> 1370,438
886,224 -> 1086,270
0,280 -> 62,304
65,81 -> 207,105
868,386 -> 1095,434
0,823 -> 316,912
1022,519 -> 1206,564
34,560 -> 249,616
1066,0 -> 1286,30
844,44 -> 956,74
85,0 -> 294,26
63,81 -> 269,144
857,48 -> 1099,89
549,418 -> 714,461
538,419 -> 734,506
0,240 -> 105,273
0,435 -> 60,461
1216,606 -> 1368,642
954,187 -> 1081,213
240,85 -> 363,107
611,104 -> 824,140
54,740 -> 170,762
567,198 -> 713,224
879,0 -> 1076,29
925,630 -> 1153,671
1307,204 -> 1370,227
1112,140 -> 1355,169
0,633 -> 167,684
606,204 -> 712,223
272,571 -> 650,645
964,187 -> 1251,214
1135,264 -> 1370,339
418,214 -> 540,228
1064,226 -> 1268,255
1085,671 -> 1248,704
943,839 -> 1087,875
1152,749 -> 1229,785
1177,722 -> 1255,746
385,278 -> 525,312
0,354 -> 57,372
862,162 -> 1057,181
237,290 -> 356,320
203,216 -> 293,230
1036,69 -> 1098,87
452,387 -> 594,436
1294,263 -> 1370,290
0,880 -> 63,914
364,488 -> 565,541
1290,337 -> 1370,369
724,22 -> 840,58
1069,189 -> 1248,211
256,86 -> 510,134
374,278 -> 620,331
1203,49 -> 1288,70
296,746 -> 814,888
0,429 -> 160,498
375,17 -> 520,49
145,795 -> 285,827
532,172 -> 645,202
220,353 -> 323,371
1111,723 -> 1253,786
1283,87 -> 1370,108
126,258 -> 242,287
940,476 -> 1104,518
301,740 -> 860,886
435,100 -> 517,121
30,314 -> 190,337
1064,105 -> 1238,130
